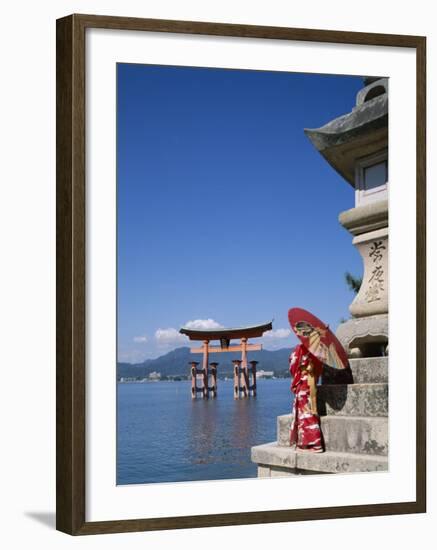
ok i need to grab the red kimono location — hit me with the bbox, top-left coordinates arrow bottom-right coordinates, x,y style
289,344 -> 324,452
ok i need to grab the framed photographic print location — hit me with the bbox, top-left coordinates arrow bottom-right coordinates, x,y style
56,14 -> 426,535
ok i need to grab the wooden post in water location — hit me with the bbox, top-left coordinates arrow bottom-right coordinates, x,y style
202,340 -> 209,399
250,360 -> 258,397
190,361 -> 200,399
233,360 -> 242,399
240,338 -> 249,398
210,362 -> 218,397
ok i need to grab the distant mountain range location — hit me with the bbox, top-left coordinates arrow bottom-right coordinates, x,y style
117,346 -> 293,379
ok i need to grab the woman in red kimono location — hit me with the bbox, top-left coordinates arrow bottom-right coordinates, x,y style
289,343 -> 324,452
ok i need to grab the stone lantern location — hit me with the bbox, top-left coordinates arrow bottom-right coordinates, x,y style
305,76 -> 389,358
250,77 -> 389,477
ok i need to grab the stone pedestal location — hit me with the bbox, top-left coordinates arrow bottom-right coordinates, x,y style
251,357 -> 388,476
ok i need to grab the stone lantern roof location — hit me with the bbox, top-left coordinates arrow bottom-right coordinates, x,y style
304,77 -> 388,186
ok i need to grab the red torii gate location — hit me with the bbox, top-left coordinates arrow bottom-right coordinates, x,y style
179,321 -> 273,399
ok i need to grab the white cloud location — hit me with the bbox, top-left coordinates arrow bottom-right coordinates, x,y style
133,334 -> 148,343
262,328 -> 293,351
183,319 -> 224,330
155,327 -> 188,346
264,328 -> 291,339
154,319 -> 223,349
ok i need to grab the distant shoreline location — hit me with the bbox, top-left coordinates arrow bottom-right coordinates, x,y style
118,376 -> 288,384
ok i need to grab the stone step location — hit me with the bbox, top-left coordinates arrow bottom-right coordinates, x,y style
277,414 -> 388,456
322,357 -> 388,385
317,382 -> 388,417
251,442 -> 388,474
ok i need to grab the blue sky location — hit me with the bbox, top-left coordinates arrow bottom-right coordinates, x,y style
117,64 -> 363,363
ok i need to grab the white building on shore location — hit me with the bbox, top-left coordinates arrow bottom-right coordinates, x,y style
256,370 -> 274,379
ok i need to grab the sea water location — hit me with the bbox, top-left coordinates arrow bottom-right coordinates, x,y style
117,378 -> 292,485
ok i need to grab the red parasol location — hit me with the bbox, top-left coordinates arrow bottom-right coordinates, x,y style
288,307 -> 349,369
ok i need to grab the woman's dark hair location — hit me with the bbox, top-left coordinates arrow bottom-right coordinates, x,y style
294,321 -> 315,337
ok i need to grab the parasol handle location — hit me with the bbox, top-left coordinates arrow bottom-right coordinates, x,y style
308,362 -> 318,415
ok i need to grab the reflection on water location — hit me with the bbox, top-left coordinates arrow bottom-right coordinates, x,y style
117,378 -> 292,485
